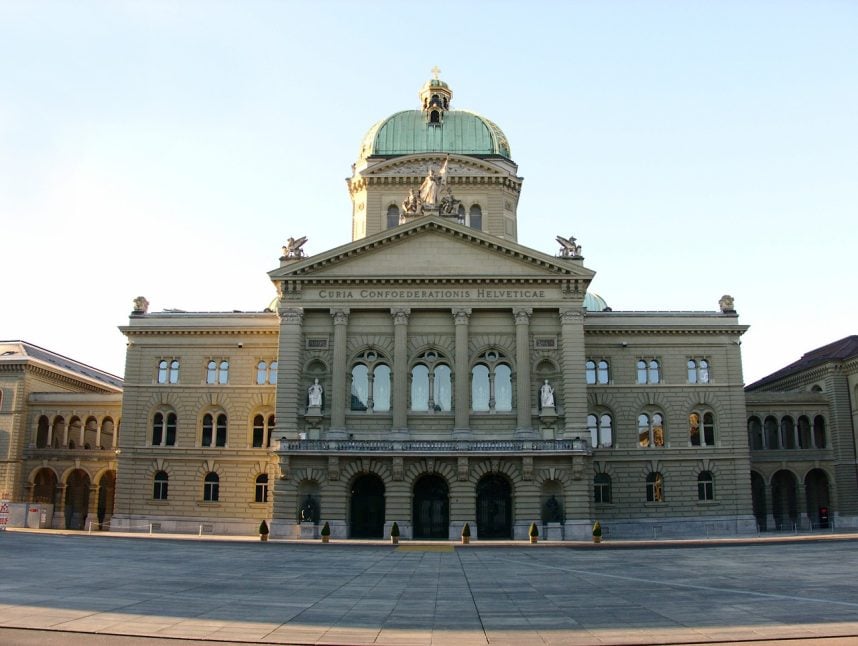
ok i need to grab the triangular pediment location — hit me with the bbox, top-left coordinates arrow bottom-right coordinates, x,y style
270,217 -> 594,284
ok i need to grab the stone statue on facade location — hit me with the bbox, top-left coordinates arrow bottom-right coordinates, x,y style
300,496 -> 317,523
308,378 -> 323,408
401,188 -> 420,215
556,235 -> 582,258
540,379 -> 555,408
132,296 -> 149,314
719,294 -> 736,313
282,236 -> 308,259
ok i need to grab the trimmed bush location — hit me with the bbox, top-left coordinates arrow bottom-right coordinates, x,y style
461,522 -> 471,537
259,520 -> 269,535
320,521 -> 331,536
390,522 -> 400,537
529,522 -> 539,538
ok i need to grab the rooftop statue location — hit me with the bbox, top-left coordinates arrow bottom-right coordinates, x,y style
282,236 -> 308,259
556,235 -> 583,258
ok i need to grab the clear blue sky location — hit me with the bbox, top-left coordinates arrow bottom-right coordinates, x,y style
2,1 -> 856,383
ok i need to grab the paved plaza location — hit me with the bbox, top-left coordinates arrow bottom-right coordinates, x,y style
2,531 -> 858,645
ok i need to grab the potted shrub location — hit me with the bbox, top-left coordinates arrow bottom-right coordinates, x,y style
320,521 -> 331,543
592,521 -> 602,544
259,519 -> 270,542
390,522 -> 400,545
529,522 -> 539,544
461,522 -> 471,544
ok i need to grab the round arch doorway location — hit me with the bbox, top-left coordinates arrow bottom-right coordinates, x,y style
350,474 -> 385,539
412,475 -> 449,539
476,473 -> 512,539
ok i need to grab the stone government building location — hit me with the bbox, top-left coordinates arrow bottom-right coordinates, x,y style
2,75 -> 855,539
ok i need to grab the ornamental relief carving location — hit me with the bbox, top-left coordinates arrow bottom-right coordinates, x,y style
368,160 -> 501,178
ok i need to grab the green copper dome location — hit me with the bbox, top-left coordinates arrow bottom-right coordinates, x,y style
359,110 -> 511,160
584,292 -> 610,312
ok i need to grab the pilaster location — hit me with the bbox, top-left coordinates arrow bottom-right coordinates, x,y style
275,307 -> 304,438
329,309 -> 350,438
513,308 -> 535,438
391,308 -> 411,436
559,307 -> 587,441
452,308 -> 472,438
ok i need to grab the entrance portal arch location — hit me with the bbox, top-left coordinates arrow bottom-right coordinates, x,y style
412,475 -> 449,539
65,469 -> 91,530
349,473 -> 385,538
476,473 -> 512,539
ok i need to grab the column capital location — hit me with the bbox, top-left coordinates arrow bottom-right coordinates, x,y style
281,307 -> 304,325
452,308 -> 472,325
391,307 -> 411,325
513,308 -> 533,324
330,308 -> 350,325
559,308 -> 584,325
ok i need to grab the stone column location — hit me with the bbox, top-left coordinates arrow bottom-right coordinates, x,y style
513,308 -> 535,438
391,308 -> 411,438
329,309 -> 350,439
274,307 -> 304,440
452,308 -> 472,439
559,308 -> 587,440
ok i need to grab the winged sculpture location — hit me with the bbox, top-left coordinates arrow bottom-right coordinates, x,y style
283,236 -> 308,259
555,235 -> 582,258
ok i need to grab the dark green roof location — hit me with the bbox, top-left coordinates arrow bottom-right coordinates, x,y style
360,110 -> 511,159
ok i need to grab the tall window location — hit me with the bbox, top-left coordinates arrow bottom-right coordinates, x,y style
636,359 -> 661,384
764,416 -> 779,448
468,204 -> 482,230
206,360 -> 229,384
387,204 -> 400,228
152,412 -> 177,446
585,359 -> 610,385
202,413 -> 227,447
748,416 -> 763,450
157,359 -> 179,384
203,473 -> 219,502
472,350 -> 512,412
410,350 -> 452,411
587,413 -> 613,448
256,360 -> 278,385
697,471 -> 715,501
252,414 -> 275,448
646,472 -> 664,502
255,474 -> 269,503
780,416 -> 796,449
594,473 -> 612,504
813,415 -> 826,448
638,412 -> 665,447
153,471 -> 169,500
689,411 -> 715,446
687,359 -> 710,384
350,350 -> 390,412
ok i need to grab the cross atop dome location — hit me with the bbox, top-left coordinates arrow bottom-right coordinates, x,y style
431,65 -> 441,80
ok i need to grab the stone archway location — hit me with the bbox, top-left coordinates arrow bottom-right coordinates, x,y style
349,474 -> 385,539
771,470 -> 798,530
97,471 -> 116,530
65,469 -> 91,530
750,471 -> 766,531
412,474 -> 449,539
476,473 -> 512,539
32,468 -> 58,504
805,468 -> 831,528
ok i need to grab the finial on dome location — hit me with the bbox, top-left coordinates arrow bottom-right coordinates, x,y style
431,65 -> 441,80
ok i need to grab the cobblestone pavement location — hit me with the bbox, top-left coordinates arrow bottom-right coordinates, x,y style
2,531 -> 858,645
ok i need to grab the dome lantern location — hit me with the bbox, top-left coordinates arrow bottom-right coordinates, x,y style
418,66 -> 452,126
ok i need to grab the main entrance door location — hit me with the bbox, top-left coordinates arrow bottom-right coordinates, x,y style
476,474 -> 512,539
413,475 -> 449,539
350,474 -> 385,538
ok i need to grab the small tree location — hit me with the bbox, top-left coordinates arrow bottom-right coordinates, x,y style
592,521 -> 602,543
529,522 -> 539,543
320,521 -> 331,536
259,519 -> 269,535
390,522 -> 400,537
461,522 -> 471,537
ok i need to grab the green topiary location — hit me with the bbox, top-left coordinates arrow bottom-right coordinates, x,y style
461,522 -> 471,537
529,522 -> 539,538
592,521 -> 602,537
259,519 -> 269,535
320,521 -> 331,536
390,522 -> 400,537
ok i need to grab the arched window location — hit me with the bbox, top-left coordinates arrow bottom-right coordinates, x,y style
257,361 -> 267,385
269,361 -> 278,385
387,204 -> 400,228
637,359 -> 661,384
202,413 -> 227,447
697,471 -> 715,501
780,416 -> 796,449
255,474 -> 269,503
587,413 -> 613,448
153,471 -> 169,500
206,360 -> 217,384
813,415 -> 826,448
748,416 -> 763,450
158,360 -> 168,384
585,360 -> 596,385
638,412 -> 665,447
152,412 -> 177,446
586,359 -> 610,384
646,472 -> 664,502
471,350 -> 512,412
207,359 -> 229,384
597,360 -> 610,384
411,364 -> 430,411
468,204 -> 482,230
36,415 -> 49,448
203,473 -> 219,502
409,350 -> 452,412
797,415 -> 812,449
594,473 -> 612,504
457,204 -> 465,224
350,350 -> 390,412
218,360 -> 229,384
764,415 -> 779,449
216,413 -> 227,446
689,411 -> 715,447
252,414 -> 275,448
687,359 -> 710,384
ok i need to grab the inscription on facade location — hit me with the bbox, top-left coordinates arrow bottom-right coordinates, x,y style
316,288 -> 548,301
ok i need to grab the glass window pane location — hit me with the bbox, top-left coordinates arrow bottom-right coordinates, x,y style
699,360 -> 709,383
472,364 -> 490,411
600,414 -> 613,448
636,360 -> 647,384
585,360 -> 596,385
169,360 -> 179,384
165,413 -> 176,446
587,414 -> 598,447
638,414 -> 650,447
495,364 -> 512,411
373,365 -> 391,412
202,414 -> 213,446
598,360 -> 609,384
411,364 -> 429,411
653,413 -> 665,446
206,361 -> 217,384
469,204 -> 482,230
688,360 -> 697,383
158,360 -> 167,384
648,360 -> 660,383
219,360 -> 229,384
269,361 -> 277,385
257,361 -> 267,385
351,365 -> 369,410
435,364 -> 452,411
